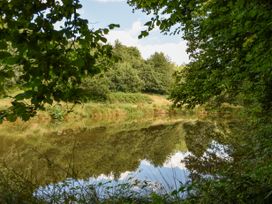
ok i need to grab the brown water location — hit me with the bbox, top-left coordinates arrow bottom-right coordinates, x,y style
0,115 -> 236,200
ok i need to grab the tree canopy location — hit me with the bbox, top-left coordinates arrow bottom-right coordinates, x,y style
80,42 -> 175,97
0,0 -> 118,122
128,0 -> 272,112
128,0 -> 272,203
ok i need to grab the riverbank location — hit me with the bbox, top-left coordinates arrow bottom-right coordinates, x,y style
0,92 -> 194,137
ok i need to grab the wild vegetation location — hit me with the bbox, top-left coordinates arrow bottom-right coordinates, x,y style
0,41 -> 176,123
76,41 -> 176,103
128,0 -> 272,203
0,0 -> 272,203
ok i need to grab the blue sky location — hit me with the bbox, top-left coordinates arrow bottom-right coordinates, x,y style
80,0 -> 189,65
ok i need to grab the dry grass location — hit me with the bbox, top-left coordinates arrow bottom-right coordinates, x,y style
0,93 -> 178,137
0,98 -> 12,109
145,94 -> 171,106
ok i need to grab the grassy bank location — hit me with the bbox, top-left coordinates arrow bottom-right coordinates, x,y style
0,92 -> 188,136
0,92 -> 170,119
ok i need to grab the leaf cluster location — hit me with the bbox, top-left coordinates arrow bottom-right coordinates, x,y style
0,0 -> 119,122
128,0 -> 272,202
81,42 -> 175,99
128,0 -> 272,112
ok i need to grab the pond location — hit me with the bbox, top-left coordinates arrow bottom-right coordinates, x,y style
0,115 -> 236,201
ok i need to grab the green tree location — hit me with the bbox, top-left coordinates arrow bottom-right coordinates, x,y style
128,0 -> 272,203
112,40 -> 146,73
141,52 -> 174,94
113,40 -> 143,64
128,0 -> 272,112
106,62 -> 144,93
0,0 -> 118,122
138,63 -> 162,94
104,42 -> 175,95
77,74 -> 110,102
101,42 -> 145,93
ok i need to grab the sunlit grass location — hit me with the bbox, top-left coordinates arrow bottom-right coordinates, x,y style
0,93 -> 196,138
108,92 -> 153,104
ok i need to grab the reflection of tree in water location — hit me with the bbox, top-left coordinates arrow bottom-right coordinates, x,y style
182,114 -> 272,203
183,121 -> 217,157
183,118 -> 258,180
182,117 -> 245,180
0,122 -> 186,185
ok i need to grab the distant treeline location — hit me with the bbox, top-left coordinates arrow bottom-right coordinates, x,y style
78,41 -> 178,101
0,41 -> 182,102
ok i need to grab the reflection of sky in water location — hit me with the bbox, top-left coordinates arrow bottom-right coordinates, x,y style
35,141 -> 231,201
35,152 -> 190,200
136,152 -> 190,192
206,140 -> 232,161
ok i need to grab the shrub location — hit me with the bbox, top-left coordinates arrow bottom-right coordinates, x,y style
79,75 -> 110,102
139,53 -> 175,95
106,63 -> 144,93
47,104 -> 65,121
108,92 -> 153,104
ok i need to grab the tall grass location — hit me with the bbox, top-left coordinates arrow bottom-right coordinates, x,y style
108,92 -> 153,104
0,93 -> 172,123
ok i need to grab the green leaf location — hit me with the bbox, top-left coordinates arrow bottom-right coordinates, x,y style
15,91 -> 34,100
108,24 -> 120,29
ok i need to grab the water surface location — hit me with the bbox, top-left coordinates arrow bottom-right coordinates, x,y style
0,115 -> 234,199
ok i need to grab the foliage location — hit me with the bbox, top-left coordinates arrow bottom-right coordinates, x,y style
128,0 -> 272,111
0,0 -> 119,123
0,65 -> 19,98
181,118 -> 272,203
79,75 -> 110,102
113,40 -> 143,65
141,52 -> 174,94
103,42 -> 175,95
47,104 -> 66,121
108,92 -> 152,104
128,0 -> 272,203
108,42 -> 146,93
106,62 -> 144,93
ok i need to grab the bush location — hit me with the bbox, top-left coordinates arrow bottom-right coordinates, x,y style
139,53 -> 175,95
108,92 -> 153,104
106,63 -> 144,93
139,63 -> 165,94
79,75 -> 110,102
47,104 -> 66,121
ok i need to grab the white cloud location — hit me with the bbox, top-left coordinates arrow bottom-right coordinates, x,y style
130,21 -> 145,35
106,21 -> 189,65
